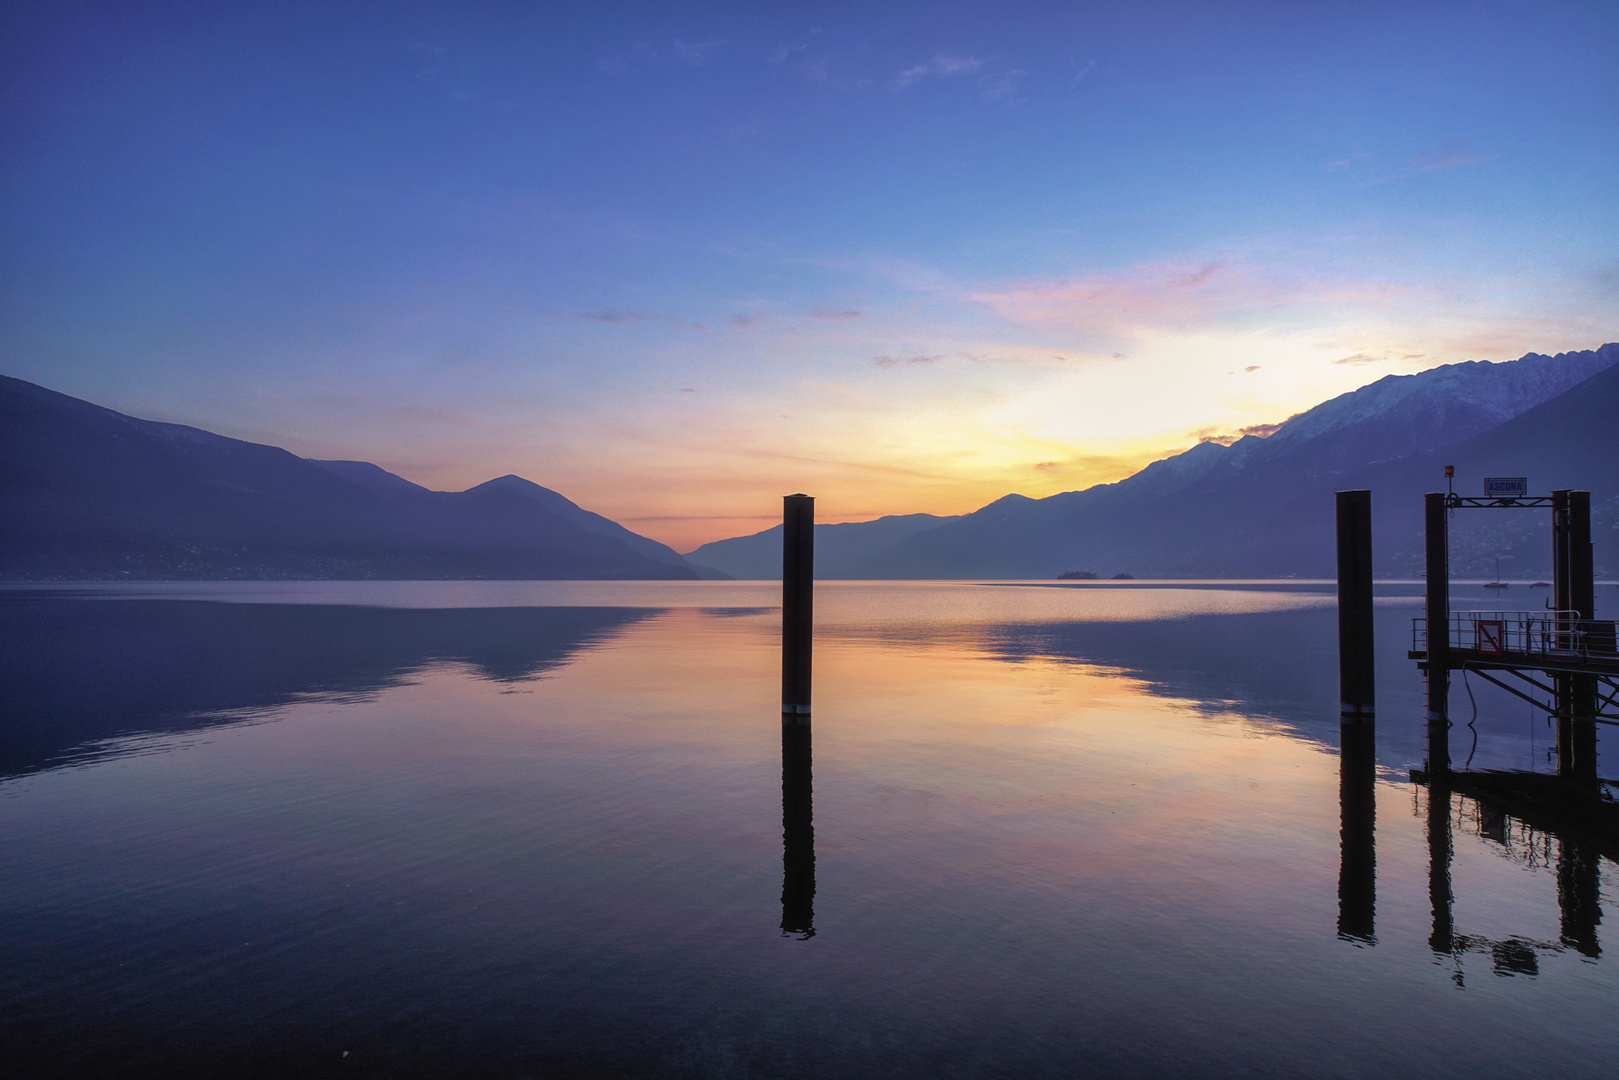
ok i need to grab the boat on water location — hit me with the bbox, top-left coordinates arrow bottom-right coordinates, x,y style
1482,556 -> 1509,589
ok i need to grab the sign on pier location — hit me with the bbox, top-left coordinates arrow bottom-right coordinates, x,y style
1484,477 -> 1527,497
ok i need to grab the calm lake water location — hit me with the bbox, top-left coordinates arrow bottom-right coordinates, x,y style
2,580 -> 1615,1078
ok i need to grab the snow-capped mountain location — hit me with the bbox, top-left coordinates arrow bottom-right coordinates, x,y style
686,343 -> 1618,580
1131,344 -> 1619,498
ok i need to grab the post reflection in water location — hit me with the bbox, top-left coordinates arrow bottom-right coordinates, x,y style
1418,703 -> 1606,980
1558,835 -> 1603,959
780,717 -> 815,938
1425,718 -> 1455,958
1337,720 -> 1376,943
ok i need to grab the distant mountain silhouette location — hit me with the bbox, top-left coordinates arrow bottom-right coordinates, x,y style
0,375 -> 709,580
685,512 -> 959,579
692,344 -> 1619,579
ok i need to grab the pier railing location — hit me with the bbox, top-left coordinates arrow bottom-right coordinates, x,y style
1412,610 -> 1619,660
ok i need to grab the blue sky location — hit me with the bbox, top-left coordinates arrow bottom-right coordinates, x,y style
4,1 -> 1617,547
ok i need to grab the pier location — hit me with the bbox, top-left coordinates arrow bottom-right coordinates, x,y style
1395,477 -> 1615,963
1408,483 -> 1618,777
1336,477 -> 1618,960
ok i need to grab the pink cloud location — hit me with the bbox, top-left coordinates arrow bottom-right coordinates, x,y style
970,261 -> 1397,335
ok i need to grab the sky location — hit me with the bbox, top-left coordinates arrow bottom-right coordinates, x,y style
3,1 -> 1617,550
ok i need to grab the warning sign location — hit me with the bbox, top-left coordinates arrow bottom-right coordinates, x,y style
1477,620 -> 1505,654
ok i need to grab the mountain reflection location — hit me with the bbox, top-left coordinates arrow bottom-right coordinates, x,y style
974,606 -> 1428,756
0,596 -> 652,777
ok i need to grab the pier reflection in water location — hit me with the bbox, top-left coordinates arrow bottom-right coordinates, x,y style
1412,704 -> 1610,983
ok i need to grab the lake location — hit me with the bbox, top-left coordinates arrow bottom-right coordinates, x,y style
2,580 -> 1615,1078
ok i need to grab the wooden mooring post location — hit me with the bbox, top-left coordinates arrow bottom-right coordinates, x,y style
1423,491 -> 1450,724
1552,489 -> 1599,783
782,494 -> 813,720
1335,490 -> 1375,717
780,493 -> 815,937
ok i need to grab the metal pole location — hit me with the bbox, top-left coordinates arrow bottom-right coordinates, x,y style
1336,490 -> 1375,716
782,494 -> 814,719
1424,492 -> 1450,722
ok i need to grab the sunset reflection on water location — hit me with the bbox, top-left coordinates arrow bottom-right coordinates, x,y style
1,583 -> 1613,1078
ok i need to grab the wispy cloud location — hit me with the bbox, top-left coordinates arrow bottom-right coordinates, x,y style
1406,145 -> 1478,174
980,69 -> 1024,101
672,39 -> 724,65
811,308 -> 863,320
1239,419 -> 1289,437
895,54 -> 983,88
768,31 -> 821,64
971,260 -> 1395,337
578,309 -> 706,329
873,351 -> 942,367
1332,351 -> 1383,365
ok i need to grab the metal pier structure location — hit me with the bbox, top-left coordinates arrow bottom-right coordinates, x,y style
1334,479 -> 1617,963
1408,483 -> 1618,781
1403,480 -> 1616,964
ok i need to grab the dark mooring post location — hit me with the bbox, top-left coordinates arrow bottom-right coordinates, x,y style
1553,490 -> 1598,782
1423,491 -> 1454,959
782,494 -> 814,720
1337,719 -> 1376,943
781,721 -> 816,937
1424,492 -> 1450,723
1336,490 -> 1375,717
1552,489 -> 1573,618
780,492 -> 817,937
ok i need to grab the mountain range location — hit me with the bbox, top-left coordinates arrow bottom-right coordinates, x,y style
5,343 -> 1615,581
688,344 -> 1619,579
0,375 -> 722,580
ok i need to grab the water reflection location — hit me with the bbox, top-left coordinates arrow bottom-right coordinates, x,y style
1337,720 -> 1376,943
4,585 -> 1618,1077
1415,714 -> 1610,982
781,719 -> 815,938
975,605 -> 1434,762
0,596 -> 652,776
